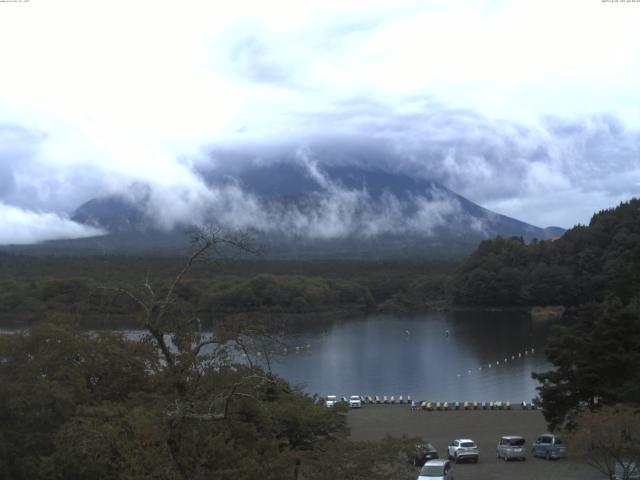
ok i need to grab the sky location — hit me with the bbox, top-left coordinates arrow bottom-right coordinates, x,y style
1,0 -> 640,244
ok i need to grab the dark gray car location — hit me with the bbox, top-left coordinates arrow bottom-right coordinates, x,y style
532,434 -> 567,460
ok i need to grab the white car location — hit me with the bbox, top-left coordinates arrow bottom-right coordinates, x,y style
448,438 -> 479,463
417,459 -> 453,480
325,395 -> 337,407
349,395 -> 362,408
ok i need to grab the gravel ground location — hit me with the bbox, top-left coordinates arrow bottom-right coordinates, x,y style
347,405 -> 602,480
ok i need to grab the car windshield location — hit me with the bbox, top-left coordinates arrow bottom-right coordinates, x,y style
420,465 -> 444,476
460,442 -> 476,448
507,439 -> 525,446
350,396 -> 359,400
615,462 -> 638,474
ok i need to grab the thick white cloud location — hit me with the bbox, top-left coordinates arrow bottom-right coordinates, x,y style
0,0 -> 639,243
0,203 -> 104,245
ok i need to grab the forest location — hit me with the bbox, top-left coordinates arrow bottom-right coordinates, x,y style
0,255 -> 454,326
453,199 -> 640,307
0,231 -> 422,480
1,200 -> 640,478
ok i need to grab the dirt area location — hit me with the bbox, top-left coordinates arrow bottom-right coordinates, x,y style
347,405 -> 602,480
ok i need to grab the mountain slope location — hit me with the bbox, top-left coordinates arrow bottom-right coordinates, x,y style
10,162 -> 564,258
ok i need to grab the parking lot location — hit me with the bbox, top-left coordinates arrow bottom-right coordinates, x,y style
348,405 -> 602,480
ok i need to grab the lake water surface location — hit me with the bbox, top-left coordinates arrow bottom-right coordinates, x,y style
1,309 -> 554,403
270,310 -> 553,403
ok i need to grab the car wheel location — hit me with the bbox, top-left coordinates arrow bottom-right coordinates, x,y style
545,451 -> 551,461
475,457 -> 479,464
454,453 -> 458,464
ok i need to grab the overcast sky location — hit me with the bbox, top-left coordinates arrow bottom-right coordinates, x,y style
1,0 -> 640,244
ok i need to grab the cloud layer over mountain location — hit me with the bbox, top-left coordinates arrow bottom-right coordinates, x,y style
1,1 -> 639,245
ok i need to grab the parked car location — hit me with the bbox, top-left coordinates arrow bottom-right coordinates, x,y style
532,434 -> 567,460
325,395 -> 337,407
496,435 -> 527,461
411,443 -> 439,467
448,438 -> 479,463
613,461 -> 639,480
349,395 -> 362,408
417,459 -> 453,480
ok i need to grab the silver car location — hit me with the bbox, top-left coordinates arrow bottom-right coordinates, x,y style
417,459 -> 453,480
532,434 -> 567,460
496,435 -> 526,461
613,461 -> 639,480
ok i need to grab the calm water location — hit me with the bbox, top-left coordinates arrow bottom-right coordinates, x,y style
1,310 -> 554,403
269,310 -> 553,403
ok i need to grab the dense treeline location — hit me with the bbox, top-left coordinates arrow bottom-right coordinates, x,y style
0,257 -> 455,325
0,316 -> 419,479
0,230 -> 421,480
533,297 -> 640,430
454,198 -> 640,306
491,199 -> 640,431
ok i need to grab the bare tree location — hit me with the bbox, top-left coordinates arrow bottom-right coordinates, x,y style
567,405 -> 640,480
107,224 -> 274,408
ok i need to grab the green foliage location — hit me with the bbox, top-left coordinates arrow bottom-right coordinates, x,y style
533,297 -> 640,430
207,274 -> 375,314
0,323 -> 352,479
0,259 -> 455,326
454,198 -> 640,307
0,324 -> 156,479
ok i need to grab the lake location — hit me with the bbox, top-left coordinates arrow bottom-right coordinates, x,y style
0,309 -> 554,403
269,310 -> 553,403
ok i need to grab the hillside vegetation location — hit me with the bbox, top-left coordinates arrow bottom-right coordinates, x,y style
454,198 -> 640,307
0,257 -> 455,326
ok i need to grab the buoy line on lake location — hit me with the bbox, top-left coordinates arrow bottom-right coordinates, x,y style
455,346 -> 536,379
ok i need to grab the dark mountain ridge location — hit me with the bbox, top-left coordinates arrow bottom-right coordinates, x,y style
7,162 -> 564,258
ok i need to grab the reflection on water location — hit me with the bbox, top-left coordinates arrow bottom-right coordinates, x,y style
270,310 -> 553,402
0,310 -> 554,402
